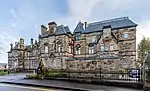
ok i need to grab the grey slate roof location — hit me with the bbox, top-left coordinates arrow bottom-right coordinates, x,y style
40,25 -> 72,38
42,31 -> 49,37
82,17 -> 137,34
73,22 -> 84,34
64,26 -> 71,34
55,25 -> 67,35
25,45 -> 31,51
13,42 -> 20,49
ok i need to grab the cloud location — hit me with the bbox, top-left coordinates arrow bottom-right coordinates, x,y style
0,30 -> 18,63
0,0 -> 40,63
67,0 -> 136,21
57,0 -> 139,31
68,0 -> 100,21
9,8 -> 20,21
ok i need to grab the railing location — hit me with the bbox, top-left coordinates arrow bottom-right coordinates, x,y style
44,69 -> 143,85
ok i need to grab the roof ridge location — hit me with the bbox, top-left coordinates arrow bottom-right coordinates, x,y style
89,17 -> 129,25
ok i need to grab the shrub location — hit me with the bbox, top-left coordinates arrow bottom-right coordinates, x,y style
0,70 -> 8,75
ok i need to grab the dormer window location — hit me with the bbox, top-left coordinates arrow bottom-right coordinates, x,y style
75,33 -> 82,40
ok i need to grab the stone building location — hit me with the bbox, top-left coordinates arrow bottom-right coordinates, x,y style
67,17 -> 137,72
8,17 -> 137,72
8,38 -> 40,70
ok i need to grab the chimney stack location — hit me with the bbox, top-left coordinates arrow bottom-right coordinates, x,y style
20,38 -> 25,49
10,43 -> 13,51
31,38 -> 33,47
84,22 -> 88,29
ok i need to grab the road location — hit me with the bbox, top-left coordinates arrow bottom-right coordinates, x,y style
0,83 -> 66,91
0,73 -> 143,91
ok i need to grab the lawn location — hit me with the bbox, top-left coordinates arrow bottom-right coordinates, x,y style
0,70 -> 8,76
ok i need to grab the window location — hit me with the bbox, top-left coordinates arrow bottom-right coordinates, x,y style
92,38 -> 96,43
89,47 -> 94,54
124,33 -> 129,38
100,44 -> 105,51
110,44 -> 114,50
69,46 -> 72,53
76,44 -> 81,54
75,33 -> 82,40
58,44 -> 61,52
45,46 -> 48,53
88,43 -> 94,54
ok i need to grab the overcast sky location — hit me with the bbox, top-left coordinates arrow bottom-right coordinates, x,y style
0,0 -> 150,63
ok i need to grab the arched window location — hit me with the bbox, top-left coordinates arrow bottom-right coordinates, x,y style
57,40 -> 62,52
88,43 -> 94,54
76,44 -> 81,54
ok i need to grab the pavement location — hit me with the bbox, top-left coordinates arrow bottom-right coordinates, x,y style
0,73 -> 144,91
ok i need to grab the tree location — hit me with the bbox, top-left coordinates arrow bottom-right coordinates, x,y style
137,36 -> 150,61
